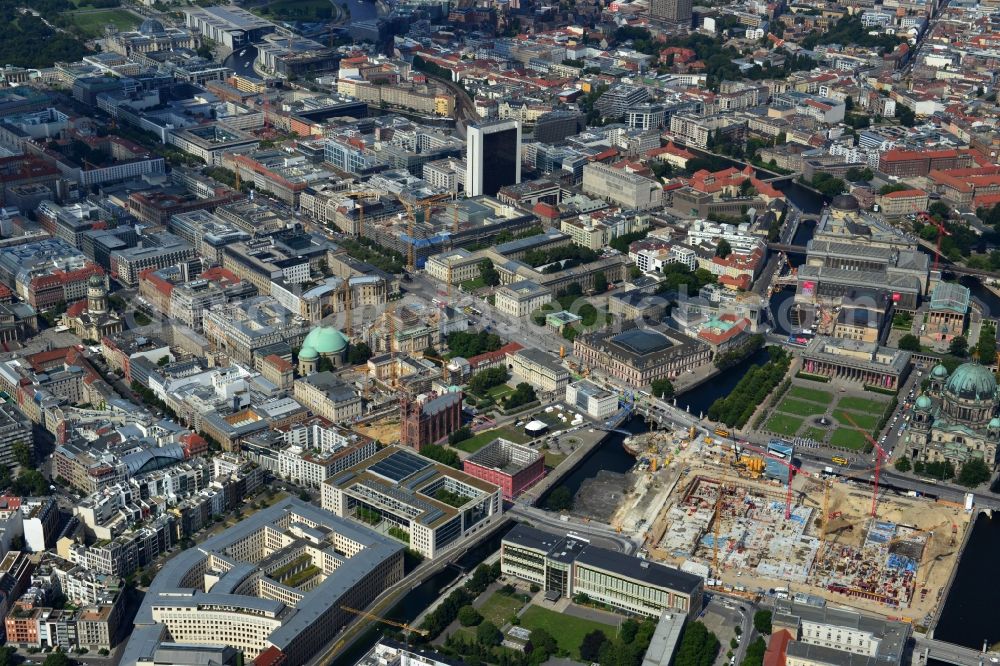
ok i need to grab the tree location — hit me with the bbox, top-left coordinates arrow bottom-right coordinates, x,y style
12,441 -> 31,468
479,260 -> 501,287
594,271 -> 609,293
347,342 -> 372,365
949,336 -> 969,357
448,427 -> 472,445
897,104 -> 916,127
651,379 -> 674,400
715,239 -> 732,259
957,457 -> 991,488
753,610 -> 772,635
530,627 -> 558,659
741,636 -> 767,666
458,605 -> 483,627
580,630 -> 608,662
157,355 -> 170,367
546,486 -> 573,511
929,201 -> 950,220
845,167 -> 873,182
420,444 -> 461,469
898,334 -> 921,352
894,456 -> 912,473
476,620 -> 501,646
43,655 -> 71,666
504,382 -> 537,410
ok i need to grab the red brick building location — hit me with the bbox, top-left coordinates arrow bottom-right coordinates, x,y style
878,148 -> 974,178
400,391 -> 462,451
463,437 -> 544,500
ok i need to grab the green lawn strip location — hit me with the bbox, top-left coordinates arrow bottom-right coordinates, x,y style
836,396 -> 890,414
776,398 -> 826,417
478,593 -> 524,627
543,450 -> 567,468
829,428 -> 871,451
832,409 -> 878,431
452,426 -> 529,453
519,605 -> 616,660
800,427 -> 828,442
787,386 -> 833,404
765,413 -> 804,437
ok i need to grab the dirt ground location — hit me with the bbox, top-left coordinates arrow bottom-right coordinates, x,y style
355,419 -> 401,444
641,467 -> 969,625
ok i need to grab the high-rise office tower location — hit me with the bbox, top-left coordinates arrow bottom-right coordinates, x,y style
650,0 -> 692,26
466,119 -> 521,197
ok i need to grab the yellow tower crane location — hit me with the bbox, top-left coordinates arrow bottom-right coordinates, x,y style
340,277 -> 353,335
340,606 -> 429,636
344,191 -> 382,236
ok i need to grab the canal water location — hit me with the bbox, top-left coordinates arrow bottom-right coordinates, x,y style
337,522 -> 514,663
931,512 -> 1000,651
675,346 -> 772,417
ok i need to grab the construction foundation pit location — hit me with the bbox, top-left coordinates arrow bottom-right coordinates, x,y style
642,473 -> 970,622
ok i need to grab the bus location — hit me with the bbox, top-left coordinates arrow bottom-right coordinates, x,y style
831,456 -> 848,466
714,428 -> 730,438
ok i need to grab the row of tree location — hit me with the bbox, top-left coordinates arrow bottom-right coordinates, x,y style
707,348 -> 790,427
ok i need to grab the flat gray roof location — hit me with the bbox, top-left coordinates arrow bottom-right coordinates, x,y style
121,498 -> 403,664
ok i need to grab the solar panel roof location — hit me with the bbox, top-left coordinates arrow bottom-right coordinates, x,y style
369,450 -> 432,483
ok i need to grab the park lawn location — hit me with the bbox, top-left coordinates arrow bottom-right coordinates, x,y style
478,592 -> 524,627
776,398 -> 826,417
830,428 -> 871,451
519,605 -> 615,660
836,396 -> 889,414
452,426 -> 529,453
832,410 -> 879,431
488,384 -> 515,400
543,450 -> 567,468
765,413 -> 804,437
461,277 -> 486,292
787,386 -> 833,404
64,8 -> 139,37
801,427 -> 827,442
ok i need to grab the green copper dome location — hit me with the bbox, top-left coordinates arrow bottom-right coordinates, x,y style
302,326 -> 348,355
915,395 -> 932,411
931,364 -> 949,379
944,362 -> 998,402
990,417 -> 1000,429
299,345 -> 318,360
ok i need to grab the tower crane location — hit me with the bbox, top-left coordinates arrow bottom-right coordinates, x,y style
918,212 -> 950,273
840,413 -> 888,518
734,441 -> 812,519
340,606 -> 428,636
344,191 -> 382,236
401,194 -> 453,271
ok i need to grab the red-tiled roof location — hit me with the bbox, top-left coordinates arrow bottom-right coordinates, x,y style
883,188 -> 927,199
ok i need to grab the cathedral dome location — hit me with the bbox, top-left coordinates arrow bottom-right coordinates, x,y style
944,363 -> 998,402
915,395 -> 932,411
302,326 -> 348,355
88,274 -> 104,288
931,364 -> 949,379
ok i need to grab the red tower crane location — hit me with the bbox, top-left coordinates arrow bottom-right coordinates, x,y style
920,212 -> 950,272
734,441 -> 812,519
840,413 -> 888,518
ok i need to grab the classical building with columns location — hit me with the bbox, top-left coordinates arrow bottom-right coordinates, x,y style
799,337 -> 910,390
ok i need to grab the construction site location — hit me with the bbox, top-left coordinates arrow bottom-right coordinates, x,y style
601,428 -> 971,626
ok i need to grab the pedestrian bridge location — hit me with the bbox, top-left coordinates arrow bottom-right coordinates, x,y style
914,636 -> 991,666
